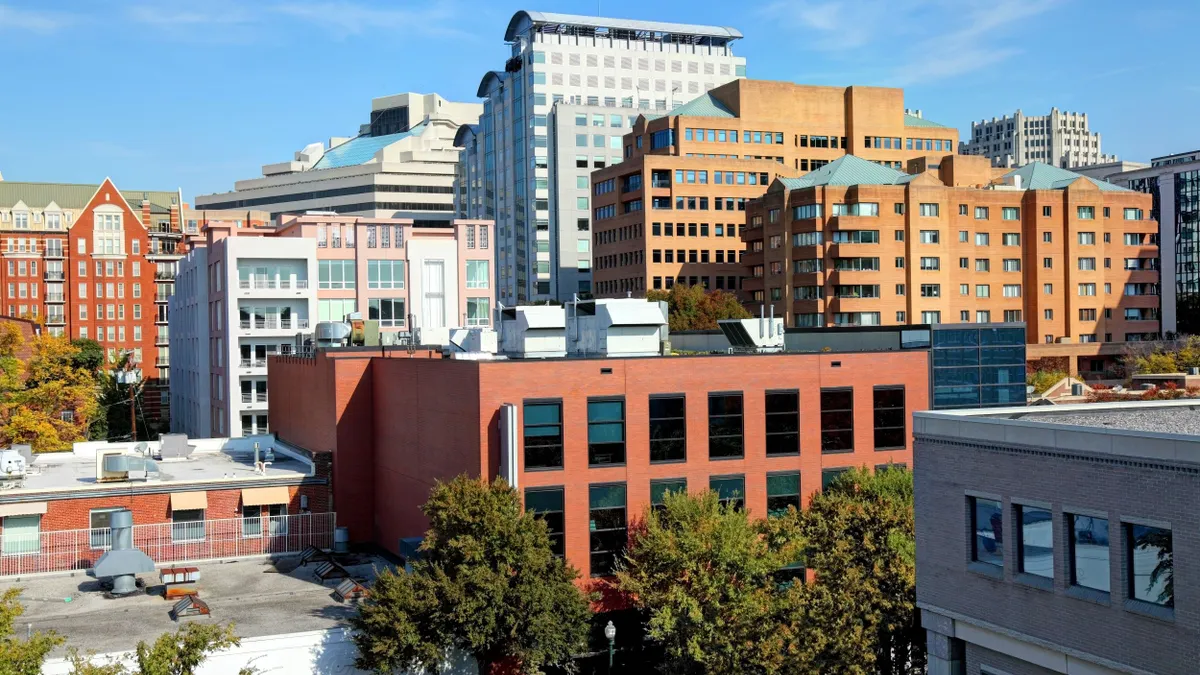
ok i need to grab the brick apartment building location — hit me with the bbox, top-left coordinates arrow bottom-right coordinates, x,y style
0,178 -> 198,425
589,79 -> 959,297
915,401 -> 1197,675
269,321 -> 933,584
742,153 -> 1158,370
0,435 -> 333,576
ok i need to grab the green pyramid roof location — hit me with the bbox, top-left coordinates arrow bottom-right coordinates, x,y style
777,155 -> 911,189
1003,162 -> 1130,192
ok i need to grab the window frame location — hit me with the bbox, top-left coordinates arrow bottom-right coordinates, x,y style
872,386 -> 906,450
588,483 -> 627,577
766,471 -> 801,518
88,507 -> 125,549
648,394 -> 687,463
587,397 -> 626,467
1016,504 -> 1053,580
707,391 -> 745,459
819,387 -> 854,453
710,475 -> 745,511
764,390 -> 800,456
525,487 -> 565,557
170,508 -> 206,544
522,399 -> 564,470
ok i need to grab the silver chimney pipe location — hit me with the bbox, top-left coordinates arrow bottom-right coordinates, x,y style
769,305 -> 775,338
92,509 -> 155,596
759,304 -> 765,339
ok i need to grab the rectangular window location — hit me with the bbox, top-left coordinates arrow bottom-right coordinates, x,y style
971,497 -> 1003,568
872,387 -> 905,450
588,484 -> 626,577
466,260 -> 489,288
366,260 -> 405,289
1078,232 -> 1096,245
650,479 -> 686,511
820,388 -> 853,453
919,203 -> 939,217
822,468 -> 849,491
171,508 -> 205,543
765,391 -> 799,456
766,473 -> 800,518
526,488 -> 565,557
1077,206 -> 1095,220
318,260 -> 356,289
523,402 -> 563,469
974,232 -> 990,246
1126,522 -> 1172,607
1,514 -> 40,555
1015,506 -> 1051,582
919,230 -> 939,244
648,395 -> 686,462
708,393 -> 744,459
587,399 -> 625,466
1001,207 -> 1020,220
1124,208 -> 1143,220
710,475 -> 745,511
1069,513 -> 1109,592
974,206 -> 989,220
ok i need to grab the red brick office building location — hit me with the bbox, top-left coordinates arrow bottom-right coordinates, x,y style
269,344 -> 928,581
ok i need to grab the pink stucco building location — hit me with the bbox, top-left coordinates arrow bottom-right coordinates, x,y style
170,215 -> 496,438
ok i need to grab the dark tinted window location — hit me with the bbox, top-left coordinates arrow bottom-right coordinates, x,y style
588,399 -> 625,466
765,391 -> 799,456
589,484 -> 626,576
650,478 -> 686,511
872,387 -> 906,450
820,388 -> 854,453
523,402 -> 563,469
971,498 -> 1003,568
767,473 -> 800,517
1126,523 -> 1172,607
1017,506 -> 1052,578
526,488 -> 565,557
649,396 -> 686,462
710,475 -> 745,510
708,393 -> 744,459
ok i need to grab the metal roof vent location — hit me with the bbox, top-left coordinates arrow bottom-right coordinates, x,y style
92,509 -> 155,596
158,434 -> 194,460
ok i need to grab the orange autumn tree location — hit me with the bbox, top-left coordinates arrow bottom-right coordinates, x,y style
0,330 -> 99,453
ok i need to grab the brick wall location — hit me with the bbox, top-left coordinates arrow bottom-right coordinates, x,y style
914,435 -> 1200,674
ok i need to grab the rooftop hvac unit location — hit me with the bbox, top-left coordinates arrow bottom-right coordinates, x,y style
0,449 -> 26,479
92,510 -> 155,596
718,317 -> 785,353
315,321 -> 352,348
158,434 -> 194,460
97,449 -> 159,482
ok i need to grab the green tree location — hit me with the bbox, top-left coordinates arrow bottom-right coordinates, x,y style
789,467 -> 922,675
350,476 -> 591,675
0,334 -> 100,453
66,622 -> 252,675
617,489 -> 804,674
647,284 -> 750,332
70,339 -> 105,373
1026,369 -> 1068,395
0,587 -> 63,675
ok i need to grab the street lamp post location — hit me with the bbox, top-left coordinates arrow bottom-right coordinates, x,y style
604,620 -> 616,673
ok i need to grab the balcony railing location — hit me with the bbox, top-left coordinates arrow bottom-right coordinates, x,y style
46,315 -> 65,325
241,392 -> 268,404
238,279 -> 309,290
155,271 -> 176,280
651,179 -> 672,188
239,358 -> 267,368
0,512 -> 335,578
155,358 -> 170,367
44,272 -> 64,281
45,294 -> 64,303
239,318 -> 309,330
43,248 -> 64,259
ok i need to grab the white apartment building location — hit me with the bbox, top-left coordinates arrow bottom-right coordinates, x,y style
469,11 -> 746,303
960,108 -> 1117,169
169,230 -> 317,438
196,93 -> 481,224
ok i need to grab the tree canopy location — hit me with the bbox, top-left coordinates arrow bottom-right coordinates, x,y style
0,587 -> 63,675
0,333 -> 100,453
617,489 -> 804,674
616,468 -> 921,675
351,475 -> 591,674
646,284 -> 750,331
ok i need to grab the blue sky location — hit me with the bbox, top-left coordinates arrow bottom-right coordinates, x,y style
0,0 -> 1195,201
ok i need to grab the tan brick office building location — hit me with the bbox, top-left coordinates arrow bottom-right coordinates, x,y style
742,153 -> 1159,364
589,79 -> 958,297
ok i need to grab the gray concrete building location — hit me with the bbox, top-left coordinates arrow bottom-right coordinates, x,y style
1074,150 -> 1200,336
469,11 -> 746,303
915,401 -> 1198,675
960,108 -> 1117,169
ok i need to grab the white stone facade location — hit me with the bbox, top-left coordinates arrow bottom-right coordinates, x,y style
960,108 -> 1117,169
474,12 -> 747,303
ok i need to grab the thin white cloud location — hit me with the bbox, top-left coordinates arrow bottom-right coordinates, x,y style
125,4 -> 255,27
271,1 -> 469,40
759,0 -> 1067,84
0,5 -> 74,33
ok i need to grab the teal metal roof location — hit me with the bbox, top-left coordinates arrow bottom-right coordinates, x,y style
777,155 -> 911,189
903,113 -> 951,128
664,92 -> 735,119
311,122 -> 428,170
1003,162 -> 1131,192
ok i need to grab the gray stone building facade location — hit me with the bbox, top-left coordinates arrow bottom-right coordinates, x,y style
914,401 -> 1199,675
960,108 -> 1116,169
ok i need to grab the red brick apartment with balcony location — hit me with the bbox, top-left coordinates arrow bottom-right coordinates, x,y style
269,337 -> 928,582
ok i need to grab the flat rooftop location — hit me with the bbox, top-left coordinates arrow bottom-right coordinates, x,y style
2,436 -> 312,497
914,400 -> 1200,464
0,553 -> 388,655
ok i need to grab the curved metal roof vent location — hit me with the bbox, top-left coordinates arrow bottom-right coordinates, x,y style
92,509 -> 155,596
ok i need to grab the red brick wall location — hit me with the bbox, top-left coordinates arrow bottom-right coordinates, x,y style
370,357 -> 482,553
471,351 -> 928,578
